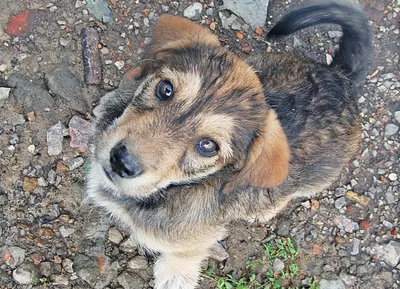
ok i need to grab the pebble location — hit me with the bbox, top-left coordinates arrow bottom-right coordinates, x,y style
333,215 -> 359,233
38,177 -> 48,187
10,113 -> 26,126
60,226 -> 75,238
65,157 -> 84,170
51,274 -> 69,285
12,263 -> 39,285
371,241 -> 400,267
328,31 -> 343,38
47,169 -> 57,184
385,123 -> 399,136
100,47 -> 109,54
1,246 -> 26,268
320,277 -> 345,289
334,197 -> 347,209
62,258 -> 74,273
394,111 -> 400,124
273,258 -> 285,273
81,28 -> 102,85
114,60 -> 125,70
86,0 -> 114,25
108,227 -> 123,244
117,272 -> 145,289
183,2 -> 203,20
75,0 -> 83,8
69,116 -> 90,152
39,262 -> 53,277
209,242 -> 228,262
0,88 -> 11,107
47,122 -> 64,156
351,238 -> 361,255
45,66 -> 89,114
276,220 -> 290,237
293,36 -> 303,48
127,256 -> 148,270
60,37 -> 70,47
219,12 -> 237,30
221,0 -> 269,29
28,144 -> 35,154
345,191 -> 371,206
0,63 -> 8,72
388,173 -> 397,181
161,5 -> 169,12
119,237 -> 138,253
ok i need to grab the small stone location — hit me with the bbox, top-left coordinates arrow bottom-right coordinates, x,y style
39,262 -> 53,277
12,263 -> 39,285
86,0 -> 114,24
0,88 -> 11,105
385,192 -> 395,204
272,258 -> 285,273
183,2 -> 203,20
293,36 -> 303,48
38,177 -> 48,187
371,241 -> 400,267
385,123 -> 399,136
51,274 -> 69,285
328,30 -> 343,38
334,197 -> 347,209
47,169 -> 57,185
231,20 -> 242,30
345,191 -> 371,206
69,116 -> 90,152
209,242 -> 228,262
117,272 -> 145,289
351,238 -> 360,255
120,238 -> 138,253
221,0 -> 269,29
1,246 -> 26,268
127,256 -> 148,270
0,63 -> 7,72
65,157 -> 84,170
62,258 -> 74,273
276,220 -> 290,237
326,54 -> 333,65
320,277 -> 345,289
47,122 -> 64,156
75,0 -> 83,8
60,37 -> 70,47
255,28 -> 263,35
388,173 -> 397,181
108,227 -> 123,244
10,113 -> 26,126
23,177 -> 38,192
100,47 -> 109,54
236,31 -> 244,40
219,12 -> 237,30
161,5 -> 169,12
333,215 -> 359,233
394,111 -> 400,124
312,243 -> 321,255
359,220 -> 370,229
60,226 -> 75,238
81,27 -> 103,85
114,60 -> 125,70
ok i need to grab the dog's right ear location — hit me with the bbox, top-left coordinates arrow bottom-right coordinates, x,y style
147,15 -> 220,58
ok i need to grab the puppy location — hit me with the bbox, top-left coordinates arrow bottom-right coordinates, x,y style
85,1 -> 372,288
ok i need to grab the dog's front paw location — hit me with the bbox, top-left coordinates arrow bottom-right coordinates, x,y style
153,253 -> 204,289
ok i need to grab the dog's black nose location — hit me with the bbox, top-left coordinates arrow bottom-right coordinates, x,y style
110,144 -> 143,178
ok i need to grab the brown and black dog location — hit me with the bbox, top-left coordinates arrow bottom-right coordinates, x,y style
85,1 -> 372,288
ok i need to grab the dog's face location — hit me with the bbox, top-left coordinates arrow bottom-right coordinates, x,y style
90,16 -> 290,199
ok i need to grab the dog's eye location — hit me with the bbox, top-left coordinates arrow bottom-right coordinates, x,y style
197,139 -> 219,157
156,80 -> 174,101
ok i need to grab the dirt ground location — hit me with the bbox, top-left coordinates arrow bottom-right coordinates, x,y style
0,0 -> 399,288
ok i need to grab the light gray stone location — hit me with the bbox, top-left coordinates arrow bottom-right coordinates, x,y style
120,237 -> 138,253
385,123 -> 399,136
371,241 -> 400,267
209,242 -> 228,262
218,12 -> 237,30
117,272 -> 145,289
273,258 -> 285,273
47,122 -> 64,156
127,256 -> 148,270
320,277 -> 345,289
62,258 -> 74,273
12,263 -> 39,285
183,2 -> 203,20
334,197 -> 347,209
221,0 -> 269,29
1,246 -> 26,268
108,227 -> 123,244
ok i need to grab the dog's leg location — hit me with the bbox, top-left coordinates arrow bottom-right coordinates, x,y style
153,250 -> 208,289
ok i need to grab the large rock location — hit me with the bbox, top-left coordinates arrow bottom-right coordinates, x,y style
12,263 -> 39,285
45,66 -> 89,114
183,3 -> 203,20
371,241 -> 400,267
6,74 -> 54,113
1,246 -> 26,268
221,0 -> 269,29
117,272 -> 146,289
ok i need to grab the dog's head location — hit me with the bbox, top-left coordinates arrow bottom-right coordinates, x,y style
90,15 -> 290,199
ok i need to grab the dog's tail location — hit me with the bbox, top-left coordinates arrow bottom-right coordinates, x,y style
268,0 -> 372,85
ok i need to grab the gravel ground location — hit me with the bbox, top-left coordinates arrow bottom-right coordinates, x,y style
0,0 -> 399,288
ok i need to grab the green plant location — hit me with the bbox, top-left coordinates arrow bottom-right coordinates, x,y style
202,238 -> 320,289
31,277 -> 51,286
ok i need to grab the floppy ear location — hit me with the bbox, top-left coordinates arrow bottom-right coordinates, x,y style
147,15 -> 220,56
224,110 -> 290,192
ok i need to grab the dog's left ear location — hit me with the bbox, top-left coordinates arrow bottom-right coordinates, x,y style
224,110 -> 290,192
147,15 -> 220,57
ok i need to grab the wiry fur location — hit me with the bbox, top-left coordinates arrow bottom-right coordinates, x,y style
85,1 -> 372,288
